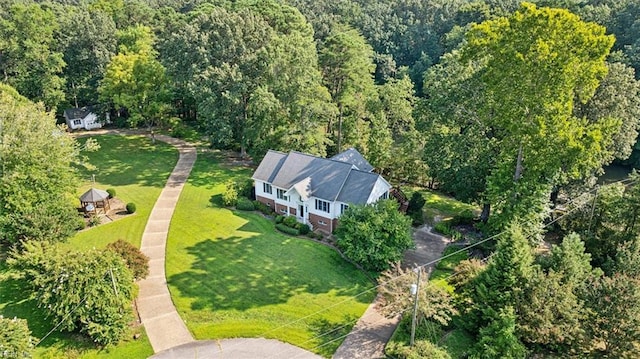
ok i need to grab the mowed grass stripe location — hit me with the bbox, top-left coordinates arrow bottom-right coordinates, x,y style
166,151 -> 374,357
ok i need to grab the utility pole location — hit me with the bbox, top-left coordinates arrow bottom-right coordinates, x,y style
410,267 -> 421,347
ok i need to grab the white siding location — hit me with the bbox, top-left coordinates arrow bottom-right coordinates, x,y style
366,177 -> 392,204
254,180 -> 275,200
308,196 -> 338,220
83,113 -> 102,130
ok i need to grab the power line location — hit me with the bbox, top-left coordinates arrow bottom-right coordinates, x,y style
245,176 -> 639,356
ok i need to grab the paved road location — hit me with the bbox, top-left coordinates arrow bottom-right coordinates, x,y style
151,339 -> 322,359
333,225 -> 451,358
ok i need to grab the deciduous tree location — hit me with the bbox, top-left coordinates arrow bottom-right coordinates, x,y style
0,84 -> 81,247
336,199 -> 413,271
9,242 -> 135,346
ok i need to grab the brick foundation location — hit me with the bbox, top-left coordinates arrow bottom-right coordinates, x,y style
289,207 -> 297,216
275,203 -> 288,215
256,196 -> 275,208
309,213 -> 333,233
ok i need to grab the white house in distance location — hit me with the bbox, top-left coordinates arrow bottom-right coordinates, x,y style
64,106 -> 103,130
252,148 -> 392,234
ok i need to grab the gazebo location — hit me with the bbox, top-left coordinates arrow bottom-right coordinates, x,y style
80,188 -> 110,214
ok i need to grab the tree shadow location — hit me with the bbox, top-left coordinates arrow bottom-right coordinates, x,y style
75,135 -> 178,188
0,264 -> 95,353
185,151 -> 254,189
308,314 -> 359,357
168,229 -> 373,312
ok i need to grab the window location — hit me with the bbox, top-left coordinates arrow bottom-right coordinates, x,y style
318,220 -> 327,225
315,199 -> 330,213
341,203 -> 349,214
280,208 -> 287,214
73,119 -> 82,125
277,188 -> 288,201
263,183 -> 272,194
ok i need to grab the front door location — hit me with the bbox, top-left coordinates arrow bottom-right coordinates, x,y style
299,205 -> 304,220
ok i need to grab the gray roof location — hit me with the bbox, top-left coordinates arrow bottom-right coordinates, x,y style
252,150 -> 287,183
64,106 -> 95,120
336,170 -> 381,204
80,188 -> 109,202
271,151 -> 354,201
331,148 -> 374,172
253,149 -> 386,204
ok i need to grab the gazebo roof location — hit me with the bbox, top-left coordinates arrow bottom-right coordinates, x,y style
80,188 -> 109,202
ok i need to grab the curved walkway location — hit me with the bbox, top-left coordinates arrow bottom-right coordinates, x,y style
137,135 -> 197,352
102,132 -> 322,358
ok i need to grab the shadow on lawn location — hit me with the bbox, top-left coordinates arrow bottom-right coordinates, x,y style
186,151 -> 253,189
308,314 -> 359,357
76,135 -> 177,188
168,233 -> 373,311
0,264 -> 95,353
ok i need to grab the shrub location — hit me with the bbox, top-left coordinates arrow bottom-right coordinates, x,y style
106,239 -> 150,280
0,316 -> 35,358
126,202 -> 137,214
434,221 -> 452,236
254,201 -> 274,215
276,223 -> 299,236
88,215 -> 101,227
386,339 -> 451,359
222,180 -> 238,207
76,217 -> 87,230
407,192 -> 426,226
106,188 -> 116,199
283,215 -> 298,228
237,178 -> 255,200
298,223 -> 311,235
451,209 -> 475,226
275,215 -> 284,224
236,197 -> 255,211
410,211 -> 425,226
336,200 -> 413,272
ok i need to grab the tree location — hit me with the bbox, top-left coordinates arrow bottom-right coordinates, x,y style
106,239 -> 149,280
59,5 -> 117,108
560,172 -> 640,270
0,2 -> 65,109
99,25 -> 170,128
463,222 -> 535,333
319,24 -> 378,155
583,272 -> 640,357
518,268 -> 587,353
378,263 -> 457,326
9,242 -> 135,346
0,316 -> 35,358
575,61 -> 640,164
471,306 -> 528,359
335,199 -> 413,271
421,3 -> 618,231
406,192 -> 426,225
162,2 -> 332,159
0,84 -> 82,247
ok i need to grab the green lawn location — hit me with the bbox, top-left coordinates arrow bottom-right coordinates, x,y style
68,135 -> 178,250
166,151 -> 375,357
405,187 -> 477,224
430,246 -> 469,293
0,134 -> 175,358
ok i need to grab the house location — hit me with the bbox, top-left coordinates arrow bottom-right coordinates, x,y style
252,148 -> 392,233
63,106 -> 103,130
